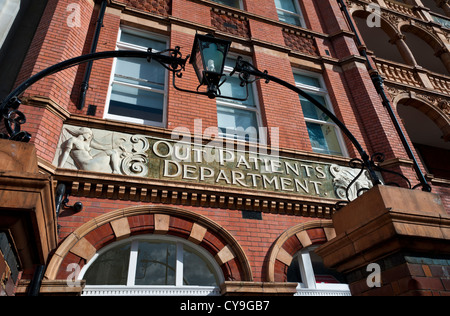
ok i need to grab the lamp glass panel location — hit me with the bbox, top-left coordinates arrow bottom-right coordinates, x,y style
200,41 -> 226,75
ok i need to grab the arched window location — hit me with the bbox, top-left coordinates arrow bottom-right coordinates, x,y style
397,102 -> 450,179
287,246 -> 351,296
352,15 -> 405,64
78,235 -> 224,296
402,30 -> 450,75
0,0 -> 20,49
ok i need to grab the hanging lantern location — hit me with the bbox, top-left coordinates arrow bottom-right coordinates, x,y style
190,33 -> 231,98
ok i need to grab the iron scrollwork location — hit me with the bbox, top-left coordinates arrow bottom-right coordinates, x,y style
1,97 -> 31,142
230,57 -> 429,210
0,49 -> 189,143
231,57 -> 382,184
1,37 -> 432,209
333,152 -> 424,210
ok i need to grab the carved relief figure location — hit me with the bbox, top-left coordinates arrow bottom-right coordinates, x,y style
330,164 -> 373,201
55,126 -> 150,177
58,127 -> 122,173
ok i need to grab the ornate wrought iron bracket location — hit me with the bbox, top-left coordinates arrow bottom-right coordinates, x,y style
231,57 -> 434,209
1,33 -> 432,210
0,48 -> 189,143
231,57 -> 384,194
334,152 -> 423,210
172,63 -> 250,102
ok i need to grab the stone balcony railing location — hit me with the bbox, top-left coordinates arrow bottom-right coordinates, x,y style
375,59 -> 422,88
375,57 -> 450,96
353,0 -> 449,32
384,0 -> 420,19
429,72 -> 450,94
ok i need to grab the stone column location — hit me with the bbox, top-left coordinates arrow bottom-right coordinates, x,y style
390,34 -> 418,67
316,185 -> 450,296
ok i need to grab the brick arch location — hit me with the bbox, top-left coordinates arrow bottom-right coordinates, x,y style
351,8 -> 415,65
394,93 -> 450,141
399,23 -> 450,73
351,8 -> 399,39
400,23 -> 445,53
45,205 -> 253,283
266,220 -> 336,282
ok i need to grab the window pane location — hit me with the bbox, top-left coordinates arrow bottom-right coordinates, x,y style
135,241 -> 176,286
277,10 -> 301,26
115,57 -> 165,90
211,0 -> 241,8
109,83 -> 164,123
275,0 -> 297,12
183,245 -> 219,287
294,73 -> 321,88
287,257 -> 303,283
300,95 -> 331,122
219,58 -> 256,106
120,31 -> 167,51
219,75 -> 255,106
224,58 -> 238,69
84,243 -> 131,285
217,106 -> 259,141
309,251 -> 346,284
306,122 -> 343,156
109,29 -> 167,127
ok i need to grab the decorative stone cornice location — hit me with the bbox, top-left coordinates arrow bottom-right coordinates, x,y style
49,121 -> 376,218
55,168 -> 338,218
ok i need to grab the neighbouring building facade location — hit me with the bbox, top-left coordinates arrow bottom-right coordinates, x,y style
1,0 -> 449,296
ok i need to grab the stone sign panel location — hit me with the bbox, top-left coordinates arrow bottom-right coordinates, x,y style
54,125 -> 373,201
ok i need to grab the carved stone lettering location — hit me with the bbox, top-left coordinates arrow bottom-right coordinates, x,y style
54,125 -> 376,201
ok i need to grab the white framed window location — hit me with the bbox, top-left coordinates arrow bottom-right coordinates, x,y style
294,70 -> 347,157
216,57 -> 264,143
104,27 -> 169,127
79,235 -> 224,296
210,0 -> 243,9
287,246 -> 351,296
274,0 -> 306,27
